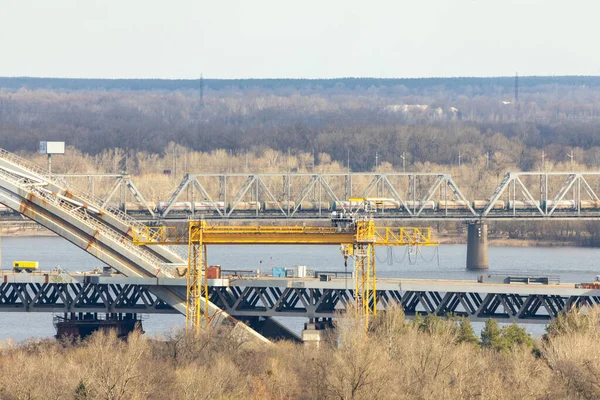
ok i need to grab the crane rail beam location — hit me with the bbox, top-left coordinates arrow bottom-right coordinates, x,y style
133,225 -> 437,246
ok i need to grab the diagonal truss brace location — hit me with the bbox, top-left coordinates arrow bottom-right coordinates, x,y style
102,175 -> 155,217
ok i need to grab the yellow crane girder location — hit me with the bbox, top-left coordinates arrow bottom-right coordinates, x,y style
133,224 -> 435,246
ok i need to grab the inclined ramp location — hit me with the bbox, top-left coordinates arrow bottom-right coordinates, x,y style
0,148 -> 269,342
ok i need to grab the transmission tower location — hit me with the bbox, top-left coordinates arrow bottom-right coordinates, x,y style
514,72 -> 519,104
200,74 -> 205,108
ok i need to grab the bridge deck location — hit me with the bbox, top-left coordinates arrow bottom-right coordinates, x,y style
1,272 -> 598,324
2,272 -> 592,294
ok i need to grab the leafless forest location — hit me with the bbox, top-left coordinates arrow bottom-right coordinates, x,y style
1,77 -> 600,244
1,306 -> 599,400
2,77 -> 600,170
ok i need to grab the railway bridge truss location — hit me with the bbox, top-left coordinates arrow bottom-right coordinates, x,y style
39,171 -> 600,221
2,275 -> 599,325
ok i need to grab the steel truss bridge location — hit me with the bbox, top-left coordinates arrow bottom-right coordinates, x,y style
49,171 -> 600,221
3,274 -> 599,325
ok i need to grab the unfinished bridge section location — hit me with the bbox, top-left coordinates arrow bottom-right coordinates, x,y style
0,148 -> 268,341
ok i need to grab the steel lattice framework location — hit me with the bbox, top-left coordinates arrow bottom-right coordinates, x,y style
53,171 -> 600,221
160,172 -> 475,218
210,279 -> 600,323
0,146 -> 261,341
1,278 -> 600,324
0,281 -> 174,313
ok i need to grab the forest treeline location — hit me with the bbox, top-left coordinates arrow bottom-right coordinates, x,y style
1,77 -> 600,171
3,75 -> 600,92
1,306 -> 600,399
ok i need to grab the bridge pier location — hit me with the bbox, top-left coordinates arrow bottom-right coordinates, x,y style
466,221 -> 489,270
53,312 -> 143,340
302,318 -> 335,347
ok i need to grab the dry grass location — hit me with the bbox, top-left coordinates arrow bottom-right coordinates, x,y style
1,307 -> 599,399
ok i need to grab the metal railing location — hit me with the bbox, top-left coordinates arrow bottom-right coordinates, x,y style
477,273 -> 561,285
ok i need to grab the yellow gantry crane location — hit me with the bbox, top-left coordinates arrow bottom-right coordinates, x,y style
133,200 -> 437,334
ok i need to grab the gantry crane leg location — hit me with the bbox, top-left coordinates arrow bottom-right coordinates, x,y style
354,220 -> 377,329
187,221 -> 209,335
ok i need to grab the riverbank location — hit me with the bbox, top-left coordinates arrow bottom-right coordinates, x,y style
0,223 -> 55,237
0,222 -> 596,248
437,236 -> 581,248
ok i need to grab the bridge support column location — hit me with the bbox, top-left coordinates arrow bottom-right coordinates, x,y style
302,319 -> 334,347
54,313 -> 143,340
466,221 -> 488,270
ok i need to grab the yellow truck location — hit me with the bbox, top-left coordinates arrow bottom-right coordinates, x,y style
13,261 -> 39,273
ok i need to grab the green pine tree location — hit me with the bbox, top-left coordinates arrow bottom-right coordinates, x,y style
481,318 -> 503,350
502,323 -> 534,349
457,318 -> 479,345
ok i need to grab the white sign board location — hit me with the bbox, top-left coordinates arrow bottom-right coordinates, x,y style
39,141 -> 65,155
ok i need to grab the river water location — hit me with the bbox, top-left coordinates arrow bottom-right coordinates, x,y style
1,236 -> 600,341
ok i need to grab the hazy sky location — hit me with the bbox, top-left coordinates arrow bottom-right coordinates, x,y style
1,0 -> 599,79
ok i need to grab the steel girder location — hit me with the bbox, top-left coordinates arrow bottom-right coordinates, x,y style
0,282 -> 175,314
208,286 -> 600,324
3,171 -> 600,220
2,281 -> 600,324
157,172 -> 476,218
125,171 -> 600,220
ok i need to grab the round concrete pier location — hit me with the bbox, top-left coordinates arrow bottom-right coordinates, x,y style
466,221 -> 489,270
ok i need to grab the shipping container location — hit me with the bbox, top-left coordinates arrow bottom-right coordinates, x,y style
272,267 -> 286,278
206,265 -> 221,279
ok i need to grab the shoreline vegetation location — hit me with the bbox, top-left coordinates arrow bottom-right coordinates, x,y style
0,223 -> 596,249
0,306 -> 599,399
0,222 -> 595,250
